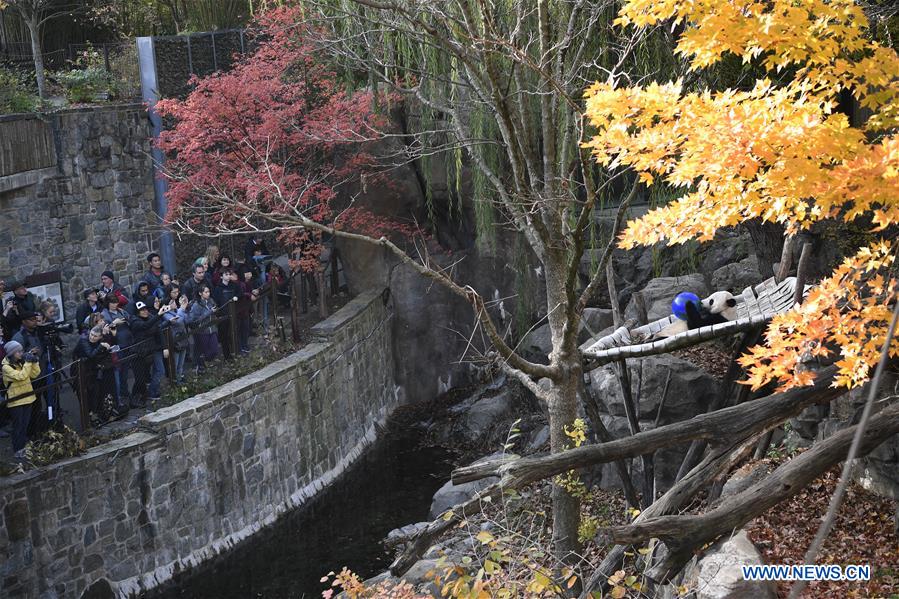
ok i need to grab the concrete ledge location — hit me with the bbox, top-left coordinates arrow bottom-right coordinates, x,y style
0,102 -> 146,123
0,166 -> 58,193
310,288 -> 384,337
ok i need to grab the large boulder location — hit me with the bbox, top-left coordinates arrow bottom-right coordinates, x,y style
461,391 -> 515,444
521,323 -> 553,364
624,274 -> 709,322
711,255 -> 762,294
580,308 -> 614,343
429,476 -> 498,519
588,354 -> 720,492
589,354 -> 719,422
680,530 -> 777,599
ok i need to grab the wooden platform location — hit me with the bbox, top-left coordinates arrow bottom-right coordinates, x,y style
583,276 -> 807,367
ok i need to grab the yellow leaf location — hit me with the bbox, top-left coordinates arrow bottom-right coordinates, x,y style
476,530 -> 494,544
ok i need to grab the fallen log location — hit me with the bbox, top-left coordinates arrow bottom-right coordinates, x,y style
596,399 -> 899,582
579,433 -> 761,598
388,368 -> 841,577
452,366 -> 840,487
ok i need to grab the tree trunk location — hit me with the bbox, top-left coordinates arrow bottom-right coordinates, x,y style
544,256 -> 583,575
743,219 -> 785,278
546,373 -> 582,566
26,18 -> 46,99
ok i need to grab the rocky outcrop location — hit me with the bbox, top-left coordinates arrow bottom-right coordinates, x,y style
587,354 -> 720,492
679,530 -> 777,599
711,255 -> 762,294
428,476 -> 498,519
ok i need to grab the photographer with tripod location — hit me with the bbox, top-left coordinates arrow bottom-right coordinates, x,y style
35,302 -> 73,427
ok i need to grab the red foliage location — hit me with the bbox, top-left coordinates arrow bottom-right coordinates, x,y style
155,6 -> 416,267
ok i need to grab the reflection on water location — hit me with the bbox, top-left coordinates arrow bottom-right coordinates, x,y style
147,431 -> 453,599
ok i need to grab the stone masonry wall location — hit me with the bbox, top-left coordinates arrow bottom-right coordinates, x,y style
0,289 -> 398,598
0,104 -> 157,317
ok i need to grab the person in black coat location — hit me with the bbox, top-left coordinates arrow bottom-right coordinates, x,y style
129,281 -> 155,316
130,301 -> 169,404
75,289 -> 103,334
243,235 -> 270,264
213,269 -> 240,360
72,325 -> 116,419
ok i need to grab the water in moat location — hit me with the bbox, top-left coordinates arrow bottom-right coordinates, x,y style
147,429 -> 454,599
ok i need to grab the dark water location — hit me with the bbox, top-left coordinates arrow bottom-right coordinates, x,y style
147,432 -> 454,599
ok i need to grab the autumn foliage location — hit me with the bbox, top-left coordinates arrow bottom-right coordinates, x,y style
155,6 -> 408,265
584,0 -> 899,391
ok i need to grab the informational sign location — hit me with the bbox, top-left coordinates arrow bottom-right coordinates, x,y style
1,271 -> 66,322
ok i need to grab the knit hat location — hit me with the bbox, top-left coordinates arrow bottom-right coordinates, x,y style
101,270 -> 115,281
4,340 -> 23,356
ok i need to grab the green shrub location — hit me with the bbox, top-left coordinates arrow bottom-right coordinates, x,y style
54,44 -> 122,104
0,67 -> 39,113
54,66 -> 117,103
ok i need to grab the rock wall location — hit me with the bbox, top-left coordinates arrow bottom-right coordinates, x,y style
0,289 -> 399,599
0,104 -> 158,315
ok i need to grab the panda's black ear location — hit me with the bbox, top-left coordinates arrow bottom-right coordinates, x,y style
726,298 -> 737,307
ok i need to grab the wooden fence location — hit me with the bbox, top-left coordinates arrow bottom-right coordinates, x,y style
0,115 -> 56,178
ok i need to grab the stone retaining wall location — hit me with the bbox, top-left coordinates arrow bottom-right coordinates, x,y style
0,289 -> 398,598
0,104 -> 157,317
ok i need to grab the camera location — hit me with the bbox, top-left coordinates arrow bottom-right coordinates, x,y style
23,352 -> 39,363
36,321 -> 75,352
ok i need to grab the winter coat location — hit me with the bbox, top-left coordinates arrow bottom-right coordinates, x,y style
181,276 -> 209,303
2,356 -> 40,408
76,301 -> 102,333
101,308 -> 135,349
213,283 -> 240,312
162,308 -> 190,350
128,291 -> 155,315
99,285 -> 129,307
235,280 -> 256,318
131,313 -> 165,355
187,299 -> 218,335
142,269 -> 165,295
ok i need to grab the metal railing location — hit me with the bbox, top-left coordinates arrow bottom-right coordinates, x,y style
2,279 -> 287,432
2,248 -> 344,434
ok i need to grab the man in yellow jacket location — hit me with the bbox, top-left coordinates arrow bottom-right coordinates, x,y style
3,340 -> 41,460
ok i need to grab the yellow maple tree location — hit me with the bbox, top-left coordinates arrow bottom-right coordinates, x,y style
584,0 -> 899,390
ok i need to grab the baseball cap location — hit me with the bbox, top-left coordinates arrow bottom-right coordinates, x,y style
135,301 -> 148,310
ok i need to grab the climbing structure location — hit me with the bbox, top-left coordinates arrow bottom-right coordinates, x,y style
582,276 -> 809,368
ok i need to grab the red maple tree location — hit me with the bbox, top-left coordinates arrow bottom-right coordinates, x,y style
155,6 -> 413,271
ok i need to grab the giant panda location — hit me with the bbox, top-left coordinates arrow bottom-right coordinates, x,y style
654,290 -> 739,338
684,290 -> 738,329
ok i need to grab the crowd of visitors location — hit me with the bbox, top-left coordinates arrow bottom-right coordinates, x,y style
0,239 -> 290,460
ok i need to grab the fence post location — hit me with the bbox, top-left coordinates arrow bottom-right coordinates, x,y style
103,45 -> 111,72
278,317 -> 287,343
163,327 -> 176,383
317,269 -> 328,318
290,272 -> 303,342
228,298 -> 238,356
330,248 -> 340,295
300,271 -> 309,314
269,279 -> 278,325
76,359 -> 89,431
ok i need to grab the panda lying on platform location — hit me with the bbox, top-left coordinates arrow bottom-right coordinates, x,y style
655,291 -> 739,339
